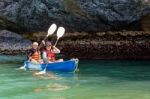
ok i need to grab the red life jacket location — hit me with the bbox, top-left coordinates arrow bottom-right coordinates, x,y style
46,49 -> 55,61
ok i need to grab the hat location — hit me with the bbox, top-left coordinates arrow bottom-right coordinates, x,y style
33,42 -> 39,46
46,41 -> 52,46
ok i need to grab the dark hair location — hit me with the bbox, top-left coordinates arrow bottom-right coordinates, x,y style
44,45 -> 54,50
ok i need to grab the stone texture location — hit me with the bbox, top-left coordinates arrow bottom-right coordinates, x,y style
0,29 -> 31,54
141,13 -> 150,31
1,30 -> 150,59
0,0 -> 150,32
57,31 -> 150,59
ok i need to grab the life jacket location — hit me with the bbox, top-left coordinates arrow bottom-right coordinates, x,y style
31,51 -> 41,61
46,49 -> 55,61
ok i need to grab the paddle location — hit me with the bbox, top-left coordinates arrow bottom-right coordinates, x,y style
54,27 -> 65,46
18,24 -> 57,70
35,27 -> 65,75
39,23 -> 57,46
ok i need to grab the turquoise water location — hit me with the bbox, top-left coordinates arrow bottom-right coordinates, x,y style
0,55 -> 150,99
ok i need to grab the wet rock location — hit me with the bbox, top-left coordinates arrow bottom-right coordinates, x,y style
57,31 -> 150,60
0,30 -> 150,59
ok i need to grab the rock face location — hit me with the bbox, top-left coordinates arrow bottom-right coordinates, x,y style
0,30 -> 31,54
58,32 -> 150,59
0,16 -> 21,32
1,30 -> 150,60
0,0 -> 150,32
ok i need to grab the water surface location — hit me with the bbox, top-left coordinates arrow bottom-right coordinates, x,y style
0,55 -> 150,99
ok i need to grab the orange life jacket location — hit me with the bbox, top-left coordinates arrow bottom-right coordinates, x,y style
46,49 -> 55,61
31,51 -> 41,61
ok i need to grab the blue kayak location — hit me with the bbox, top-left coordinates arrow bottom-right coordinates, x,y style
24,59 -> 79,72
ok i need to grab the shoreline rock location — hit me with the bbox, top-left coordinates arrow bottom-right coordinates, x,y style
55,31 -> 150,60
0,30 -> 31,55
1,30 -> 150,60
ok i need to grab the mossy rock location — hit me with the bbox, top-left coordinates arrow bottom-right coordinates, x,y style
141,13 -> 150,31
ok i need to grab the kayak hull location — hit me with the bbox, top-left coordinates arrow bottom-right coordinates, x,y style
24,59 -> 79,72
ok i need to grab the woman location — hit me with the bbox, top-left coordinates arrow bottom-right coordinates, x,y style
42,41 -> 63,63
27,42 -> 43,64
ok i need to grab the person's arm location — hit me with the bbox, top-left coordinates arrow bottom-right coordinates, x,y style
52,46 -> 60,54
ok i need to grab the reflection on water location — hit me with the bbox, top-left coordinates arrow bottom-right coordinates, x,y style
47,83 -> 70,91
0,55 -> 150,99
33,83 -> 70,92
33,87 -> 43,93
32,71 -> 58,80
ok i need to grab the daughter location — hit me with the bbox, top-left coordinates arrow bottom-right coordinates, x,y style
42,41 -> 63,63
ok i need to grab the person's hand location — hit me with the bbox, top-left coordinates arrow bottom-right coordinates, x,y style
53,46 -> 56,48
29,57 -> 32,61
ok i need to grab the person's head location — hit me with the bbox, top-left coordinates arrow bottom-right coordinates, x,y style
45,41 -> 53,51
32,42 -> 39,49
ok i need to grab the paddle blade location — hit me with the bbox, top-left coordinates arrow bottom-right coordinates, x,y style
56,27 -> 65,38
19,66 -> 25,70
35,68 -> 46,75
47,24 -> 57,37
35,70 -> 46,75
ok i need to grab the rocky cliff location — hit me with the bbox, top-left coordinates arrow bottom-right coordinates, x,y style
0,0 -> 150,32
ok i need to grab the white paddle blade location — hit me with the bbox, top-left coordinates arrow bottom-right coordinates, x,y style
57,27 -> 65,38
35,68 -> 46,75
19,66 -> 25,70
35,70 -> 46,75
47,24 -> 57,37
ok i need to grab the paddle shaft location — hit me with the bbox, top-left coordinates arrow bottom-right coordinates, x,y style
37,36 -> 48,50
54,38 -> 59,46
